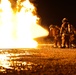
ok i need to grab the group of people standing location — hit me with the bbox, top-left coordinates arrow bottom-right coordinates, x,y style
49,18 -> 76,48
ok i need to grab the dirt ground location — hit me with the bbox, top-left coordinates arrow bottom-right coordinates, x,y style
0,44 -> 76,75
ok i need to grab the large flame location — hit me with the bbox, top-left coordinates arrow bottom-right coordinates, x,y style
0,0 -> 48,48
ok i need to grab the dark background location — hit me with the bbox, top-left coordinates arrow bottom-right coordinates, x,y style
31,0 -> 76,43
32,0 -> 76,28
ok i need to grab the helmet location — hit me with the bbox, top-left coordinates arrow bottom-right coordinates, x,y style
62,18 -> 68,23
49,24 -> 54,28
63,18 -> 68,21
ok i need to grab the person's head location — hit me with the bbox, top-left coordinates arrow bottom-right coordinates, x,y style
62,18 -> 68,23
55,25 -> 59,28
49,24 -> 54,28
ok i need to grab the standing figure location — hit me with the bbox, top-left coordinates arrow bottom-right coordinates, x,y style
49,25 -> 61,48
60,18 -> 70,48
53,25 -> 61,48
49,24 -> 55,38
68,23 -> 76,48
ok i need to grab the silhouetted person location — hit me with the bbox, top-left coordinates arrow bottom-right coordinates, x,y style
49,25 -> 61,48
60,18 -> 70,48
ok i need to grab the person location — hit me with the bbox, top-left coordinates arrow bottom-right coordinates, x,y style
49,24 -> 55,38
60,18 -> 70,48
53,25 -> 61,48
49,25 -> 61,48
68,23 -> 76,48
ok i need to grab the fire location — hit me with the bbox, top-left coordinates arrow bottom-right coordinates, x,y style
0,0 -> 48,48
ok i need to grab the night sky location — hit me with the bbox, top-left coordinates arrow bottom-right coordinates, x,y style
32,0 -> 76,28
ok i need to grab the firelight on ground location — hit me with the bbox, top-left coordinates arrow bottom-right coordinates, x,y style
0,0 -> 48,48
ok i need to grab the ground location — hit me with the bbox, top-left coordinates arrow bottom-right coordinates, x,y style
0,44 -> 76,75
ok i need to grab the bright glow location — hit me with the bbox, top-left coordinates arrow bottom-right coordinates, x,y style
0,54 -> 10,68
0,0 -> 48,48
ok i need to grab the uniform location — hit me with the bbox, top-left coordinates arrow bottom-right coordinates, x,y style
60,18 -> 70,48
53,26 -> 61,48
49,25 -> 61,48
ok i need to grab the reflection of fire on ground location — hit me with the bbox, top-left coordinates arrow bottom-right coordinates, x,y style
0,0 -> 48,48
0,45 -> 76,74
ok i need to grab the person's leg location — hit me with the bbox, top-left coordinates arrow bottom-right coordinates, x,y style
61,35 -> 65,48
65,35 -> 69,48
57,36 -> 61,48
54,37 -> 57,47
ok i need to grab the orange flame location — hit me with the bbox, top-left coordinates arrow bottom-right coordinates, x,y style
0,0 -> 48,48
